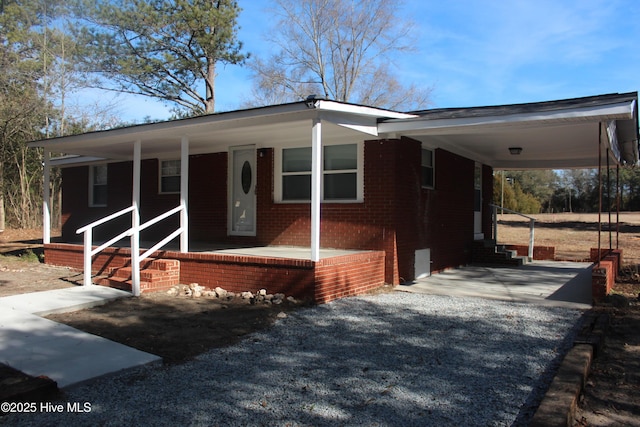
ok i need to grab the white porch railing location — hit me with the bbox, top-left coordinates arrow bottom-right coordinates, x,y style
76,204 -> 186,296
490,204 -> 536,260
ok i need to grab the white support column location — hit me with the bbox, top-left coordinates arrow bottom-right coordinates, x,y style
310,118 -> 322,262
42,149 -> 51,244
131,140 -> 141,296
180,136 -> 189,252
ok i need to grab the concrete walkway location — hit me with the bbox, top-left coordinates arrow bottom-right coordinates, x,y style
0,286 -> 161,388
398,261 -> 593,309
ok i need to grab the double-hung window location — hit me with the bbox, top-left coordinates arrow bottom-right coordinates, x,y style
89,164 -> 107,207
280,143 -> 360,202
159,159 -> 181,193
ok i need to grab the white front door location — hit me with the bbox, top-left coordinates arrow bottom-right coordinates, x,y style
229,146 -> 256,236
474,162 -> 483,240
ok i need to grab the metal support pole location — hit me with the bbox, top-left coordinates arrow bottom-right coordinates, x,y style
616,164 -> 620,249
607,149 -> 612,251
597,124 -> 603,266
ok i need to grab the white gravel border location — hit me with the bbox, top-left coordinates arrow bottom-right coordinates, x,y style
7,292 -> 584,426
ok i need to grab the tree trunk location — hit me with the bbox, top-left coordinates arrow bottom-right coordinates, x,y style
205,60 -> 216,113
0,159 -> 4,232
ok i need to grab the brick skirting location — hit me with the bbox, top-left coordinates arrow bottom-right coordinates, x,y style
44,243 -> 386,303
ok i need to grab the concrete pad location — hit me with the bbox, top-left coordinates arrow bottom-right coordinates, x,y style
398,261 -> 592,309
0,285 -> 131,315
0,286 -> 161,389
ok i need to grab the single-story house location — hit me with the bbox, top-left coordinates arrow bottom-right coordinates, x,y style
31,92 -> 639,302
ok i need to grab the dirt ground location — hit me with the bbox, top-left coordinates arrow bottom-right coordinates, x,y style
1,219 -> 639,424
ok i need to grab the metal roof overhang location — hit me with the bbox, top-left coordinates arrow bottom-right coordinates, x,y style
379,94 -> 639,170
29,100 -> 415,167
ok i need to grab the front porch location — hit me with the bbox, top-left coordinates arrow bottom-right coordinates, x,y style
43,243 -> 386,304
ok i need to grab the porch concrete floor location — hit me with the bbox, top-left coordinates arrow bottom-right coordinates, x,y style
208,246 -> 369,259
397,261 -> 593,309
88,238 -> 371,260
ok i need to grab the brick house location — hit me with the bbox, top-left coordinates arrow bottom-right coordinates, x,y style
32,93 -> 638,302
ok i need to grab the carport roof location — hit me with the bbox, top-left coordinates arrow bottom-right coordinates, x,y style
380,92 -> 639,169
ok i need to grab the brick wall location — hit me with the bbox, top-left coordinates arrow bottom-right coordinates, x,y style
59,139 -> 483,286
419,149 -> 475,272
314,251 -> 386,303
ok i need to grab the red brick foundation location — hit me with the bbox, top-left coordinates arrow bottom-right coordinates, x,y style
589,249 -> 623,303
505,245 -> 556,260
44,244 -> 385,303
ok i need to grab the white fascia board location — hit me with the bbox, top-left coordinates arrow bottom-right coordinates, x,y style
378,101 -> 637,135
28,103 -> 314,149
320,111 -> 379,136
315,100 -> 417,119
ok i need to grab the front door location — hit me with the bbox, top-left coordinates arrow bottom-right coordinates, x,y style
474,162 -> 483,240
229,145 -> 256,236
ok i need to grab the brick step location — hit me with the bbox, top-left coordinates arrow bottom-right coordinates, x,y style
97,258 -> 180,294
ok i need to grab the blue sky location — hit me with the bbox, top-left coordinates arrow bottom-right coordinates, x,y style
111,0 -> 640,122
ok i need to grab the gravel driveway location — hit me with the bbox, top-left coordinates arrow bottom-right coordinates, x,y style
6,292 -> 584,426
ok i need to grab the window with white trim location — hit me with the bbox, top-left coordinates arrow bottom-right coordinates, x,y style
159,159 -> 181,193
279,143 -> 361,202
89,164 -> 107,207
421,148 -> 434,188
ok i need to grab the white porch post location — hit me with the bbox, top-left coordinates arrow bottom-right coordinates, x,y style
42,149 -> 51,244
131,140 -> 141,296
310,118 -> 322,262
180,136 -> 189,252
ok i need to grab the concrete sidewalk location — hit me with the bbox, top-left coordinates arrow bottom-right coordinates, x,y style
398,260 -> 593,309
0,286 -> 161,388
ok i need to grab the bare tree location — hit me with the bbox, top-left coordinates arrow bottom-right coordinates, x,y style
248,0 -> 432,110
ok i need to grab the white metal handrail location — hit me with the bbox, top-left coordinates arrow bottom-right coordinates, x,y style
75,204 -> 185,296
490,203 -> 536,260
76,206 -> 135,234
135,205 -> 184,262
76,206 -> 136,289
129,204 -> 185,296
